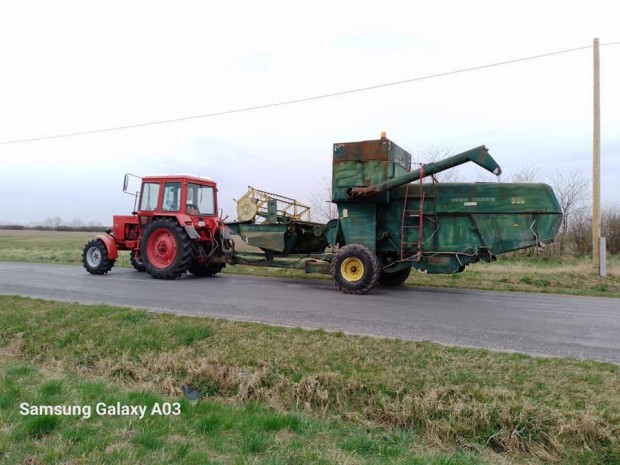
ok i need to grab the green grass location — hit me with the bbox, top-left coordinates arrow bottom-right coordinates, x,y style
0,230 -> 109,265
0,296 -> 618,464
1,229 -> 619,298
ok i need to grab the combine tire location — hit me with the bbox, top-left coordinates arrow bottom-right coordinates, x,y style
141,219 -> 194,279
330,244 -> 380,294
378,267 -> 411,286
130,250 -> 146,272
82,239 -> 115,275
188,263 -> 224,277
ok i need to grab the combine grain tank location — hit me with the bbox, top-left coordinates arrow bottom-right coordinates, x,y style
327,134 -> 562,293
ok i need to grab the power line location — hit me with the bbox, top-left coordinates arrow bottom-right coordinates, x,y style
2,41 -> 619,146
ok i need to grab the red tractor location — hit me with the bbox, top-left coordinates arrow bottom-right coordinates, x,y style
82,174 -> 233,279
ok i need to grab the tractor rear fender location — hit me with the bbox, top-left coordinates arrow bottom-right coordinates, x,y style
150,215 -> 200,239
183,225 -> 200,240
95,234 -> 119,260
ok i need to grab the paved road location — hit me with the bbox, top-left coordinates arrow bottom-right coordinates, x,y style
0,262 -> 618,364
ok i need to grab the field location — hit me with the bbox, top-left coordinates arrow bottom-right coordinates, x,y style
0,229 -> 618,298
0,296 -> 618,464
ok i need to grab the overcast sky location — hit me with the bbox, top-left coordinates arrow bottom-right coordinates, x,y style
0,0 -> 618,225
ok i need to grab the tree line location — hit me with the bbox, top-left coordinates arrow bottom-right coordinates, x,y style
0,217 -> 107,233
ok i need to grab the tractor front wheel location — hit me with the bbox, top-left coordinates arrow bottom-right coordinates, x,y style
378,266 -> 411,286
82,239 -> 115,275
330,244 -> 380,294
141,219 -> 194,279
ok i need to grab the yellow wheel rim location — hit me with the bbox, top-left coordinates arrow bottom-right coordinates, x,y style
340,257 -> 365,282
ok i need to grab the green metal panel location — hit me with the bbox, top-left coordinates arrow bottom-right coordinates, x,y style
338,203 -> 376,251
332,161 -> 391,202
372,182 -> 562,272
332,138 -> 411,202
431,183 -> 560,215
228,223 -> 287,252
226,222 -> 327,254
267,199 -> 278,223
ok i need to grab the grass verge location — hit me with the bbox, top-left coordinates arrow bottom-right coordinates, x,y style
1,362 -> 487,465
1,296 -> 618,464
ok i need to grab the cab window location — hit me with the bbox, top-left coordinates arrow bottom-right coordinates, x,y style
187,183 -> 215,215
139,182 -> 160,211
162,182 -> 181,212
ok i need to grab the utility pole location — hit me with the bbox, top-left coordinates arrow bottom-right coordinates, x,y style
592,38 -> 601,271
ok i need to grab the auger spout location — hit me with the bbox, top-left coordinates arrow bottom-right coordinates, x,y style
347,145 -> 501,199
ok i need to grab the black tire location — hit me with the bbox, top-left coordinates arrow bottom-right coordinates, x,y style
188,263 -> 224,277
330,244 -> 380,294
82,239 -> 115,275
130,250 -> 146,272
378,266 -> 411,286
140,218 -> 195,279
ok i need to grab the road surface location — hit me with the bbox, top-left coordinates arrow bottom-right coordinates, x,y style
0,262 -> 618,364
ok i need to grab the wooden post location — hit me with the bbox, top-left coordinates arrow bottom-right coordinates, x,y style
600,237 -> 607,278
593,38 -> 601,271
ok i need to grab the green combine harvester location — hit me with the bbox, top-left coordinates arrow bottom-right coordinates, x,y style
227,134 -> 562,294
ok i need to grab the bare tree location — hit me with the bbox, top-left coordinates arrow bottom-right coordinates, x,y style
475,170 -> 501,183
509,163 -> 540,183
602,205 -> 620,255
548,171 -> 589,255
309,177 -> 338,223
414,143 -> 459,182
70,218 -> 85,228
568,206 -> 592,256
43,216 -> 63,229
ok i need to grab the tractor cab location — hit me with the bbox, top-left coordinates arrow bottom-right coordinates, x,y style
117,174 -> 222,248
136,175 -> 218,218
82,173 -> 232,280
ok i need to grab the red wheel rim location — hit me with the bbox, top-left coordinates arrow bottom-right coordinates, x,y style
146,228 -> 178,268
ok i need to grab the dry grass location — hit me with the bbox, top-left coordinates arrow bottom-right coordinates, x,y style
404,254 -> 620,297
1,296 -> 618,464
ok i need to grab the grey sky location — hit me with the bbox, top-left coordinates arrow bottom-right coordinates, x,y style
0,1 -> 618,225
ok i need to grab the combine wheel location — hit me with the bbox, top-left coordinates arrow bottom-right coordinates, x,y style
82,239 -> 115,275
130,250 -> 146,272
330,244 -> 380,294
378,267 -> 411,286
141,219 -> 195,279
188,263 -> 224,277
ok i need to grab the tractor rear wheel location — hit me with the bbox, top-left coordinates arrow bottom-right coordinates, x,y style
188,263 -> 224,277
130,250 -> 146,272
82,239 -> 115,275
378,266 -> 411,286
141,219 -> 195,279
330,244 -> 380,294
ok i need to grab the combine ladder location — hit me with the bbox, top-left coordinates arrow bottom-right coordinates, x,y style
400,165 -> 425,260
